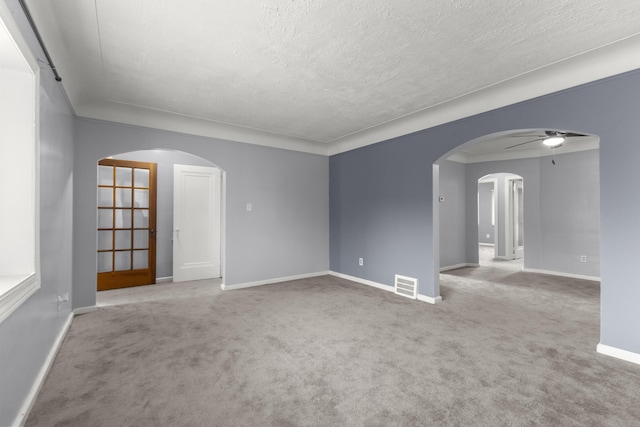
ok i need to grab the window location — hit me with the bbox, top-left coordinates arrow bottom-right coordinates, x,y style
0,5 -> 40,323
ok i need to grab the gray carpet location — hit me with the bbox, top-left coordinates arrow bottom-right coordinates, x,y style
26,268 -> 640,426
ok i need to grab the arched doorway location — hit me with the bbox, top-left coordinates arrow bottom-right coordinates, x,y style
435,129 -> 600,296
95,149 -> 226,294
478,173 -> 524,268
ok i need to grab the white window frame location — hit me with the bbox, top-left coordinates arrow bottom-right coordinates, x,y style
0,2 -> 41,324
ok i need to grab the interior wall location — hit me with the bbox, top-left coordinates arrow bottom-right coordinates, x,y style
472,172 -> 524,260
111,150 -> 213,279
438,159 -> 466,269
538,149 -> 600,276
0,1 -> 75,423
477,181 -> 494,245
329,69 -> 640,356
74,118 -> 329,309
464,152 -> 599,277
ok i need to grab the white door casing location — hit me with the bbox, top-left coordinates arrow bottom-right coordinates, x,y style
505,177 -> 524,260
173,164 -> 221,282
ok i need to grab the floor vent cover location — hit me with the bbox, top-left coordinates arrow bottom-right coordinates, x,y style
395,275 -> 417,299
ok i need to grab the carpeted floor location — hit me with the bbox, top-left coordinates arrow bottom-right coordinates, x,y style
26,261 -> 640,426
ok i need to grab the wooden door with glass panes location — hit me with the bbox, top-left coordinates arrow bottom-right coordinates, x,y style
97,159 -> 157,291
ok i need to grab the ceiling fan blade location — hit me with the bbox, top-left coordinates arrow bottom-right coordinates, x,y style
509,134 -> 547,138
504,138 -> 543,149
564,132 -> 587,138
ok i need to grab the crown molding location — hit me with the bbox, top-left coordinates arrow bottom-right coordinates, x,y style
76,100 -> 330,156
72,34 -> 640,158
328,34 -> 640,156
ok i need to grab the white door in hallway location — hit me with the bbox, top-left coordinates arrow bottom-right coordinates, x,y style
507,178 -> 524,260
173,164 -> 221,282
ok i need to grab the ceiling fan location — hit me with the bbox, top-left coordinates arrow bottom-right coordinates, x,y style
504,130 -> 587,150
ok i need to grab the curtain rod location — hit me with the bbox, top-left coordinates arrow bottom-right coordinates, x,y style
17,0 -> 62,81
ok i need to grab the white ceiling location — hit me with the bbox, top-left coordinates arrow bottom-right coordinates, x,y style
24,0 -> 640,155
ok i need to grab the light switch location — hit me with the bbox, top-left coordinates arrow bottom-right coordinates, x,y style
246,203 -> 252,212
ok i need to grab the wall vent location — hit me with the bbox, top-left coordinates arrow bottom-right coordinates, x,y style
394,275 -> 417,299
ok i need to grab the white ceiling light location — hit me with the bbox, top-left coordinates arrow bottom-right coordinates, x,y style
543,136 -> 565,147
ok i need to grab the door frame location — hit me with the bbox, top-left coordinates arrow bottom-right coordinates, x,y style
172,164 -> 223,282
478,176 -> 498,259
504,176 -> 524,260
96,158 -> 157,291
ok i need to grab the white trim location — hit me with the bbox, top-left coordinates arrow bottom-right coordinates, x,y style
440,263 -> 479,272
155,276 -> 173,283
73,306 -> 98,315
78,106 -> 329,156
220,170 -> 227,285
51,31 -> 640,156
329,271 -> 395,293
597,343 -> 640,366
0,3 -> 41,326
417,294 -> 443,305
329,271 -> 443,304
522,268 -> 600,282
13,312 -> 73,427
221,271 -> 330,291
478,243 -> 494,247
0,274 -> 40,324
328,34 -> 640,155
0,1 -> 38,70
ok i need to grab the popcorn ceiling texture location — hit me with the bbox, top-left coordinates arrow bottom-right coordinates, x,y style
29,0 -> 640,143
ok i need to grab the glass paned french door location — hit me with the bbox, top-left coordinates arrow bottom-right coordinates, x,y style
97,159 -> 157,291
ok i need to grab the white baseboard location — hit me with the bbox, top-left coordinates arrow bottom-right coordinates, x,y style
478,243 -> 495,247
522,268 -> 600,282
155,276 -> 173,283
597,343 -> 640,366
73,306 -> 98,315
417,294 -> 443,304
221,271 -> 330,291
14,312 -> 73,427
329,271 -> 442,304
440,263 -> 479,272
329,271 -> 395,293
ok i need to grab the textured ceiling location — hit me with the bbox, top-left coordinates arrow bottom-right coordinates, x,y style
24,0 -> 640,153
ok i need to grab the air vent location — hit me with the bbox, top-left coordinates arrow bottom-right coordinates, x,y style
394,275 -> 417,299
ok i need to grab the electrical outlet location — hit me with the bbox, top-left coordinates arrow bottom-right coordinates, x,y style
486,234 -> 490,239
246,203 -> 252,212
358,258 -> 364,266
57,292 -> 69,311
580,255 -> 587,263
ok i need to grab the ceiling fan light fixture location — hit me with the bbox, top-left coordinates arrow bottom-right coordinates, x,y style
543,136 -> 564,147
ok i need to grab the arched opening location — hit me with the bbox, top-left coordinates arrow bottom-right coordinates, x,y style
478,173 -> 524,271
435,128 -> 600,298
94,149 -> 226,303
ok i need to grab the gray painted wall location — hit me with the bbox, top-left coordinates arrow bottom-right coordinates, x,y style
438,160 -> 466,268
111,150 -> 213,279
0,1 -> 75,423
477,181 -> 494,245
330,69 -> 640,355
464,152 -> 599,277
472,172 -> 523,259
74,119 -> 329,309
539,150 -> 600,276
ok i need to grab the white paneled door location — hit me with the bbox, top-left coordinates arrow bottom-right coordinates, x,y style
173,165 -> 222,282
